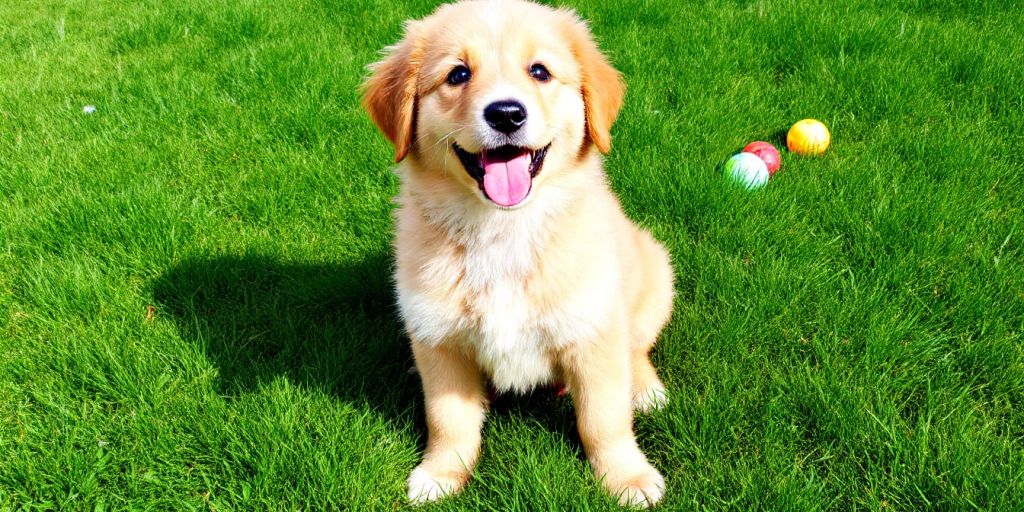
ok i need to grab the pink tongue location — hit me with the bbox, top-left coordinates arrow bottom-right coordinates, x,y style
481,151 -> 532,207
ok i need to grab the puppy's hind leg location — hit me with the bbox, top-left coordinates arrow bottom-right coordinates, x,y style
629,233 -> 674,413
631,346 -> 668,414
407,342 -> 487,504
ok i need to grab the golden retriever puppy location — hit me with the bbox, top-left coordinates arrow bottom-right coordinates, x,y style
362,0 -> 674,507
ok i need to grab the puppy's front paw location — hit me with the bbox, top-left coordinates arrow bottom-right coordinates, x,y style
406,465 -> 465,505
632,384 -> 669,414
603,462 -> 666,508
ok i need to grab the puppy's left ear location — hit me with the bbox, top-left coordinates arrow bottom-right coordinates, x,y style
362,23 -> 423,162
564,16 -> 626,154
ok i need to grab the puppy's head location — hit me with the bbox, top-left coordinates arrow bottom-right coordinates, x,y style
362,0 -> 625,209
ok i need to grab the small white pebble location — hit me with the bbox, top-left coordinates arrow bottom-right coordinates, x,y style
83,105 -> 96,114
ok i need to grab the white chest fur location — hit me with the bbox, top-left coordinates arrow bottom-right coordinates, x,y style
395,194 -> 615,393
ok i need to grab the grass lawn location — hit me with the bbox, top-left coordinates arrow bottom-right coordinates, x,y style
2,0 -> 1023,509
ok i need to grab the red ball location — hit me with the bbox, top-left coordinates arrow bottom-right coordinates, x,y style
743,141 -> 781,175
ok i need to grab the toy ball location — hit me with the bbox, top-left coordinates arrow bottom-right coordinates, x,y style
787,119 -> 831,155
723,152 -> 769,190
742,141 -> 781,175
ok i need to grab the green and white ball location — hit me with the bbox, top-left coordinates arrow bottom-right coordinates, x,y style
724,152 -> 769,190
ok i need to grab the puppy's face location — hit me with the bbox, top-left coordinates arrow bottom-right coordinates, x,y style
364,0 -> 624,209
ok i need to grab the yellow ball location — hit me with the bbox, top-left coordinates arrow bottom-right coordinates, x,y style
787,119 -> 831,156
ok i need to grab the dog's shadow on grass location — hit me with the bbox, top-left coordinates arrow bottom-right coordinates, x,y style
151,253 -> 420,422
152,252 -> 581,449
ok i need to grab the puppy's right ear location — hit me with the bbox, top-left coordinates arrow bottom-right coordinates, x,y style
362,25 -> 423,163
558,11 -> 625,155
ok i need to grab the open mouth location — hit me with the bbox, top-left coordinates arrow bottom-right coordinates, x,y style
453,143 -> 550,207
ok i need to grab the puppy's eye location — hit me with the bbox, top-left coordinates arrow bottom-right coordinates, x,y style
529,63 -> 551,82
447,65 -> 471,86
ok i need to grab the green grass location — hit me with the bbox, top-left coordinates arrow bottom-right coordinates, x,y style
2,0 -> 1023,509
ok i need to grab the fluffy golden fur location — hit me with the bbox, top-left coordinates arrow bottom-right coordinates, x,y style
362,0 -> 674,506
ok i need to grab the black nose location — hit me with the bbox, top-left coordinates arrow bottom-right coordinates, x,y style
484,100 -> 527,134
